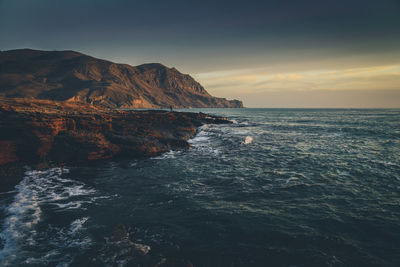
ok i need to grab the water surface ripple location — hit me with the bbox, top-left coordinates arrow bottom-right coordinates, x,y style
1,109 -> 399,266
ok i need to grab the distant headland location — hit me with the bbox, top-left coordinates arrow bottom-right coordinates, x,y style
0,49 -> 243,108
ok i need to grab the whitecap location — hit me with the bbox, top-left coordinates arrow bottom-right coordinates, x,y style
69,217 -> 89,235
0,167 -> 98,266
372,160 -> 398,167
242,136 -> 253,145
151,150 -> 182,160
187,125 -> 224,156
188,127 -> 211,145
286,177 -> 299,182
327,133 -> 343,137
188,136 -> 210,144
337,170 -> 350,176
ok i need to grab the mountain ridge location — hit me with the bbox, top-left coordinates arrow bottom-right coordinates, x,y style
0,49 -> 243,108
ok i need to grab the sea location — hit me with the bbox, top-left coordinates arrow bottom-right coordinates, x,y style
0,108 -> 399,266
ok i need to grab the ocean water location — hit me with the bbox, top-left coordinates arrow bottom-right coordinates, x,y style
0,108 -> 399,266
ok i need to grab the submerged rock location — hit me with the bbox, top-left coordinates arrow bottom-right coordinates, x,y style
96,224 -> 152,266
96,224 -> 194,267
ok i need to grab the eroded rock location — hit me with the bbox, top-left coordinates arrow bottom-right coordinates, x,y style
0,98 -> 231,167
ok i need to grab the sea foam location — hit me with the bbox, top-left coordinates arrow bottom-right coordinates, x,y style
242,136 -> 253,144
0,167 -> 96,266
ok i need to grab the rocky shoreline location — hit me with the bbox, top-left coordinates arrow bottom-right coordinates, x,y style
0,97 -> 231,173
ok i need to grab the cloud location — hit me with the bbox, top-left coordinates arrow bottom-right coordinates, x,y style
194,63 -> 400,107
196,64 -> 400,91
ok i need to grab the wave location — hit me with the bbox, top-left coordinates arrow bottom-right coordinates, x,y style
188,125 -> 211,145
0,167 -> 98,266
151,150 -> 182,160
242,136 -> 253,145
189,128 -> 220,156
151,123 -> 223,160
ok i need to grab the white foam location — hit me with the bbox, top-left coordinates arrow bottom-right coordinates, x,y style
337,170 -> 350,176
151,150 -> 182,160
20,214 -> 91,266
187,125 -> 223,156
242,136 -> 253,145
373,160 -> 398,167
69,217 -> 89,234
188,136 -> 210,144
188,127 -> 211,145
0,167 -> 97,266
189,138 -> 220,155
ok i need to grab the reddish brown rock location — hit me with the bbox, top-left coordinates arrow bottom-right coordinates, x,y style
0,98 -> 231,166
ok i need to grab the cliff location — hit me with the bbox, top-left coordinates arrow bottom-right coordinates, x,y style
0,49 -> 243,108
0,97 -> 231,166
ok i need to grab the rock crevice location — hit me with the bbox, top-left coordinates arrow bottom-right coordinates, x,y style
0,98 -> 231,166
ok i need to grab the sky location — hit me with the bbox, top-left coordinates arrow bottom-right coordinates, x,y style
1,0 -> 400,107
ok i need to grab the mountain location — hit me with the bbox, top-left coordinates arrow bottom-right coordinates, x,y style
0,49 -> 243,108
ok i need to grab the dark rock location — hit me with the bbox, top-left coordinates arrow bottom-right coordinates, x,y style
0,162 -> 25,190
0,98 -> 231,167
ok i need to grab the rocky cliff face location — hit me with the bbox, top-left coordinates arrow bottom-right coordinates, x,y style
0,98 -> 231,166
0,49 -> 243,108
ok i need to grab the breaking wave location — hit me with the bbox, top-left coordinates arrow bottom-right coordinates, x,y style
0,167 -> 99,266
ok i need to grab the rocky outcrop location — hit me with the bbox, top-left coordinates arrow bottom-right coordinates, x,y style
0,49 -> 243,108
0,98 -> 231,166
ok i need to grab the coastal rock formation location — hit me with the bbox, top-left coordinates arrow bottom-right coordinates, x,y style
0,98 -> 231,166
0,49 -> 243,108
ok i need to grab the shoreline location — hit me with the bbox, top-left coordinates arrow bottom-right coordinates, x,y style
0,98 -> 231,183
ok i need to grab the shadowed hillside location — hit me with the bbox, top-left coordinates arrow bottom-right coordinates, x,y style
0,49 -> 243,108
